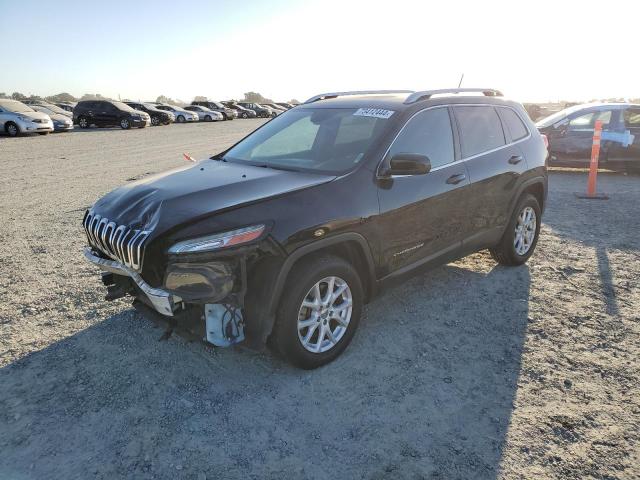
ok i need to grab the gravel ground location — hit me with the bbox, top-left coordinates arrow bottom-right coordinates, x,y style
0,123 -> 638,480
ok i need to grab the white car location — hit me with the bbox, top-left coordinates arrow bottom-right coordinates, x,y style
30,105 -> 74,132
184,105 -> 224,122
0,99 -> 54,136
155,104 -> 198,123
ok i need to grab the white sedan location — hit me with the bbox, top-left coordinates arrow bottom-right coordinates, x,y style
184,105 -> 224,122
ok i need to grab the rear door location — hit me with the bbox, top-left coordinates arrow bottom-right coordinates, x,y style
377,107 -> 471,273
453,105 -> 529,247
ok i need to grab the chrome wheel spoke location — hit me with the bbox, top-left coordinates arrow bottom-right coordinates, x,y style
513,206 -> 536,255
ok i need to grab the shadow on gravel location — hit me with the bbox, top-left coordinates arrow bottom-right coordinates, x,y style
0,260 -> 530,480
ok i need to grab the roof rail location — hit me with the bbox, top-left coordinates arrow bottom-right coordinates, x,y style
404,88 -> 503,104
304,90 -> 414,104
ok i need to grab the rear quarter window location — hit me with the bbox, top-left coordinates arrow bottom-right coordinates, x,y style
454,106 -> 506,157
499,107 -> 529,141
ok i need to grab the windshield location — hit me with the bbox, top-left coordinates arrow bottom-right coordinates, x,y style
37,103 -> 67,115
32,106 -> 56,116
112,101 -> 135,112
212,102 -> 224,109
536,104 -> 589,128
222,107 -> 392,174
0,100 -> 35,113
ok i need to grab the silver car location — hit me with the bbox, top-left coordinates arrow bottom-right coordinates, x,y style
0,99 -> 54,136
30,105 -> 74,132
184,105 -> 224,121
155,104 -> 198,123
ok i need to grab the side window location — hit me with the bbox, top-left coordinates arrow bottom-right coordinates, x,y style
624,109 -> 640,127
454,106 -> 506,157
387,107 -> 454,169
500,107 -> 529,141
569,110 -> 612,131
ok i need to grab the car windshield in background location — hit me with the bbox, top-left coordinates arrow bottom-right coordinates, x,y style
43,104 -> 68,115
222,107 -> 391,174
0,100 -> 35,113
536,104 -> 588,128
113,101 -> 135,112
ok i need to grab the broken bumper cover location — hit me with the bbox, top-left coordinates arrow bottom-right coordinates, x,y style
84,247 -> 180,316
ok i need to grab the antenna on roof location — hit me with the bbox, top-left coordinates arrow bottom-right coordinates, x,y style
458,73 -> 464,88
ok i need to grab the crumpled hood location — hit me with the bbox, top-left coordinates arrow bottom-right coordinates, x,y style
90,160 -> 335,237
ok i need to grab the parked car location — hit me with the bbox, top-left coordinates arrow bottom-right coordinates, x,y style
263,103 -> 288,114
222,101 -> 257,118
237,102 -> 272,118
82,88 -> 547,369
73,100 -> 150,129
536,103 -> 640,172
184,105 -> 224,122
276,102 -> 295,110
55,102 -> 76,112
0,99 -> 54,136
29,104 -> 73,132
23,101 -> 73,119
260,104 -> 279,117
124,102 -> 174,126
154,104 -> 198,123
190,101 -> 236,120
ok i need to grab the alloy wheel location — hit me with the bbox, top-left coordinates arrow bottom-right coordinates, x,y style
120,119 -> 129,129
514,206 -> 536,256
7,124 -> 18,136
297,276 -> 353,353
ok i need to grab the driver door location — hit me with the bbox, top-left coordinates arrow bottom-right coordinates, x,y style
376,107 -> 471,274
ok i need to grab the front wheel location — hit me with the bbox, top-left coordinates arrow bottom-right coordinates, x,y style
151,116 -> 160,126
78,116 -> 89,129
120,118 -> 130,129
271,255 -> 363,369
204,115 -> 212,122
5,122 -> 19,136
241,112 -> 248,118
176,115 -> 185,123
490,194 -> 541,266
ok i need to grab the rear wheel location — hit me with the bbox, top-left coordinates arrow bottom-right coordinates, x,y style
490,194 -> 541,266
272,255 -> 363,369
241,112 -> 248,118
120,118 -> 130,129
5,122 -> 19,137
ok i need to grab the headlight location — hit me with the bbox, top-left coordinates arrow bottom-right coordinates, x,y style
168,224 -> 265,254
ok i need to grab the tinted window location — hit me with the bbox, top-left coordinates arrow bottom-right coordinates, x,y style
454,106 -> 505,157
624,109 -> 640,127
500,107 -> 529,141
388,107 -> 454,169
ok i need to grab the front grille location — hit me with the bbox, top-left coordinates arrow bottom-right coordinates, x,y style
83,210 -> 150,271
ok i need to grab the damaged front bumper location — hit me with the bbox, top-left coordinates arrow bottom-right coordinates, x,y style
84,247 -> 180,316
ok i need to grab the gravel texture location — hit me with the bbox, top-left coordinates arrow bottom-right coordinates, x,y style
0,122 -> 638,479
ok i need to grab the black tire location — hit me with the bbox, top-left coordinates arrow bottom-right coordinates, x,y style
271,254 -> 363,369
241,112 -> 248,119
38,132 -> 49,135
151,116 -> 160,126
120,118 -> 130,130
490,194 -> 541,266
204,115 -> 212,122
177,115 -> 185,123
78,116 -> 89,129
5,122 -> 19,136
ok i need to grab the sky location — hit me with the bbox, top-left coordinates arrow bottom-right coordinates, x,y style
2,0 -> 639,103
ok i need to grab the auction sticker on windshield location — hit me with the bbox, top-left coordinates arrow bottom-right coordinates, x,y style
353,108 -> 395,119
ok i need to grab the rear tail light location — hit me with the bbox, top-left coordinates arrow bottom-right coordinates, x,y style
541,133 -> 549,149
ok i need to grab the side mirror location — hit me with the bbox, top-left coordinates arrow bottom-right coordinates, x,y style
384,153 -> 431,176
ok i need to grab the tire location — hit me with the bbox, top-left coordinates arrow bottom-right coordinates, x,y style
5,122 -> 19,137
241,112 -> 248,119
204,115 -> 212,122
78,116 -> 89,129
177,115 -> 185,123
490,194 -> 541,266
120,118 -> 130,129
38,132 -> 49,135
271,254 -> 363,369
151,116 -> 160,126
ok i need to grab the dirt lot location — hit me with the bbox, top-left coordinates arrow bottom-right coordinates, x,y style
0,122 -> 638,480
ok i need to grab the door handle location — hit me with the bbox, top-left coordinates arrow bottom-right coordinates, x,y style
508,155 -> 524,165
446,173 -> 466,185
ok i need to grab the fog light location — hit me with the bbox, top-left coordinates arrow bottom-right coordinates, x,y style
164,262 -> 234,302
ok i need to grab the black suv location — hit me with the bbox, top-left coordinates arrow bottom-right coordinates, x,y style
73,100 -> 150,129
124,101 -> 173,126
237,102 -> 272,118
83,88 -> 547,369
190,101 -> 236,120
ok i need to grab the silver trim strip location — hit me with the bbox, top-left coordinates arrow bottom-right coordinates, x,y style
304,90 -> 414,104
404,88 -> 503,104
84,248 -> 178,316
